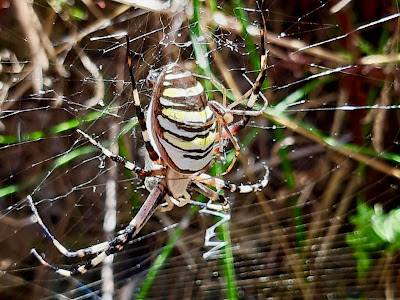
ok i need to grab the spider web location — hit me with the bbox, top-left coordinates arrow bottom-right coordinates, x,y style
1,0 -> 400,299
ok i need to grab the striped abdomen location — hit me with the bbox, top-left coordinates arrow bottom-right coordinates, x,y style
148,64 -> 216,174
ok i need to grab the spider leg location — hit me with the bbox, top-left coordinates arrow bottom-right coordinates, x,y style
213,92 -> 268,148
28,195 -> 110,258
193,163 -> 269,194
159,192 -> 191,212
192,74 -> 230,163
159,194 -> 175,212
204,106 -> 251,176
192,182 -> 229,211
204,11 -> 268,175
219,123 -> 240,175
30,184 -> 167,277
228,9 -> 268,110
126,35 -> 160,164
77,129 -> 166,177
224,9 -> 268,135
192,74 -> 228,107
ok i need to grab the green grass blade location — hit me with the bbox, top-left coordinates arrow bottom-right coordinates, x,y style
231,0 -> 260,70
220,220 -> 238,300
0,111 -> 104,145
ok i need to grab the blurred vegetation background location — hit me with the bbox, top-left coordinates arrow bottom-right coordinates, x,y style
0,0 -> 399,299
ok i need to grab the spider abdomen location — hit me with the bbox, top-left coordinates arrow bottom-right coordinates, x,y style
149,64 -> 216,174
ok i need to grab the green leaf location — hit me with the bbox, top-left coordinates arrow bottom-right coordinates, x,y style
346,201 -> 385,277
372,205 -> 400,246
69,7 -> 87,21
347,201 -> 400,277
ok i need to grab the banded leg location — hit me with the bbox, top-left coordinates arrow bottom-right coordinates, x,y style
30,184 -> 167,277
228,9 -> 268,111
77,129 -> 166,177
192,182 -> 229,211
159,182 -> 230,213
193,163 -> 269,194
28,195 -> 110,258
219,123 -> 240,175
203,11 -> 268,175
223,9 -> 269,137
213,92 -> 268,144
190,76 -> 265,175
206,99 -> 267,176
126,36 -> 160,163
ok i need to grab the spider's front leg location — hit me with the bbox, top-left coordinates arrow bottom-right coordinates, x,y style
203,11 -> 269,176
126,35 -> 161,165
208,101 -> 241,175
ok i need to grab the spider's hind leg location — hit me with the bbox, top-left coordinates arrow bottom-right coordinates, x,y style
29,184 -> 167,277
27,195 -> 110,259
192,182 -> 230,212
193,163 -> 269,200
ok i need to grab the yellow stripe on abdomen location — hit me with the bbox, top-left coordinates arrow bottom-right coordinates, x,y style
162,106 -> 213,123
164,131 -> 216,151
163,82 -> 204,98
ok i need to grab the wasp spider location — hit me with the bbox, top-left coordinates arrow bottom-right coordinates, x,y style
28,11 -> 269,277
